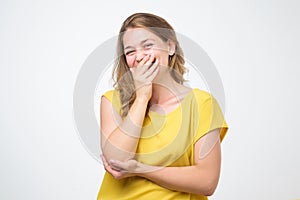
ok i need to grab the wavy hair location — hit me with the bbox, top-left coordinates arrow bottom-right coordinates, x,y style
112,13 -> 187,118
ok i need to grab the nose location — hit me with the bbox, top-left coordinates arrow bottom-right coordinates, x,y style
136,49 -> 147,63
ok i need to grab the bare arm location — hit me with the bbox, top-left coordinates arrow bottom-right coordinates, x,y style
136,129 -> 221,196
100,96 -> 148,162
101,55 -> 159,162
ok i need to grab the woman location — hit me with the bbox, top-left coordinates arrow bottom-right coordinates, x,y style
98,12 -> 228,200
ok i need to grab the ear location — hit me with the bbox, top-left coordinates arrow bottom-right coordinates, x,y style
167,39 -> 176,56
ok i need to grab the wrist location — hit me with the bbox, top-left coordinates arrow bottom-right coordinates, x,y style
136,163 -> 161,178
135,96 -> 149,105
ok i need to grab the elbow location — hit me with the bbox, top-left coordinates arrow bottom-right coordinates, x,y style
204,185 -> 216,196
195,179 -> 218,196
207,181 -> 219,196
102,151 -> 135,162
101,134 -> 136,162
102,143 -> 135,162
198,184 -> 217,197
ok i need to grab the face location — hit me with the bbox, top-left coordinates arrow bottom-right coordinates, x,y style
122,28 -> 173,69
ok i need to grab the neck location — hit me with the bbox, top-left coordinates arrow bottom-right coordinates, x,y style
150,74 -> 182,105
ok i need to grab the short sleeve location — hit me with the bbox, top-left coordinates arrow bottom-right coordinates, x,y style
193,91 -> 228,143
102,89 -> 122,115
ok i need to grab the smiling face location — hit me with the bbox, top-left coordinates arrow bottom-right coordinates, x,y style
113,13 -> 186,117
122,28 -> 174,69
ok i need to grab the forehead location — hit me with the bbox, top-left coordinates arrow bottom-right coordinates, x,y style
123,28 -> 162,46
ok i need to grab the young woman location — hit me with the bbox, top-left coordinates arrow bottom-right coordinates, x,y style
98,12 -> 228,200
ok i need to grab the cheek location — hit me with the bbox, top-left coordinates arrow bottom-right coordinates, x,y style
125,56 -> 135,68
144,49 -> 153,56
149,49 -> 161,61
152,50 -> 169,65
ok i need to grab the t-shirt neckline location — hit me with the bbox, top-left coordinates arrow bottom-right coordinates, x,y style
148,88 -> 195,117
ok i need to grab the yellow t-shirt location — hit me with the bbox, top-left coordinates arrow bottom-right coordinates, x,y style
97,88 -> 228,200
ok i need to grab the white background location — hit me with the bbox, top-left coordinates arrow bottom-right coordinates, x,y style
1,0 -> 300,199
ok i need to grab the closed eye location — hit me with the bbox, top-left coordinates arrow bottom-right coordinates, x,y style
125,50 -> 135,56
144,43 -> 153,49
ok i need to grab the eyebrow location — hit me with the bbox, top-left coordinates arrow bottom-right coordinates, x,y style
124,39 -> 155,50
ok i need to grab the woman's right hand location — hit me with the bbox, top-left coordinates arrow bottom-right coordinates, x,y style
130,54 -> 159,102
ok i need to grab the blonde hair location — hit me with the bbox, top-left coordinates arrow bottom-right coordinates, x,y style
112,13 -> 187,118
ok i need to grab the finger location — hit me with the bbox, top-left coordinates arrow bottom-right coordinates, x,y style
110,163 -> 123,172
106,165 -> 123,178
103,161 -> 122,176
144,58 -> 159,78
143,55 -> 156,69
110,160 -> 131,172
136,57 -> 157,80
135,64 -> 150,77
101,155 -> 109,167
146,66 -> 159,82
129,67 -> 135,73
110,160 -> 128,171
141,57 -> 156,76
137,54 -> 151,68
136,55 -> 155,75
145,60 -> 159,80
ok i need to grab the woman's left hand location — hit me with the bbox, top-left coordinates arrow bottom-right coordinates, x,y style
101,155 -> 161,180
101,155 -> 134,179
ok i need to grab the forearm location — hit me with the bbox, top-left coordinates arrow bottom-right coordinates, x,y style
102,97 -> 148,161
138,165 -> 219,196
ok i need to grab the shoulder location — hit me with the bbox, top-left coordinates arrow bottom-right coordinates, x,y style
101,89 -> 122,113
191,88 -> 215,104
101,89 -> 120,102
